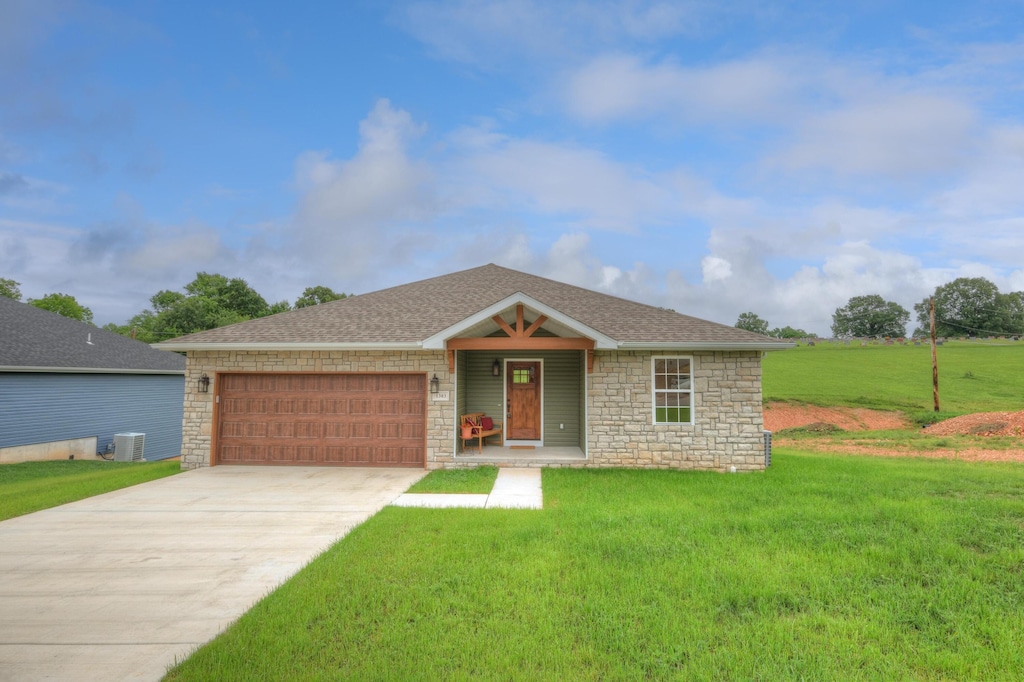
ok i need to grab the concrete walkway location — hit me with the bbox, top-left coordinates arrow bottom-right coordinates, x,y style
393,468 -> 543,509
0,466 -> 425,681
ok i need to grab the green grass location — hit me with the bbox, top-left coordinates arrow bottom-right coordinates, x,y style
406,465 -> 499,494
764,340 -> 1024,420
778,426 -> 1023,453
166,454 -> 1024,680
0,459 -> 181,521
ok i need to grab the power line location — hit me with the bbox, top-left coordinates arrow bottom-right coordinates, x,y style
933,317 -> 1024,337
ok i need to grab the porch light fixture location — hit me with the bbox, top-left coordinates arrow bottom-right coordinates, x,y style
430,374 -> 440,394
198,373 -> 211,393
492,359 -> 501,377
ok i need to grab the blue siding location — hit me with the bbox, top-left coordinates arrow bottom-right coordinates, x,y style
0,373 -> 185,460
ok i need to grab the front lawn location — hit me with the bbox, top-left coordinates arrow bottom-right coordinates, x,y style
166,453 -> 1024,680
0,459 -> 181,521
406,465 -> 499,494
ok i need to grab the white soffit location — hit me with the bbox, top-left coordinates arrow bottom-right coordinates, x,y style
421,292 -> 618,349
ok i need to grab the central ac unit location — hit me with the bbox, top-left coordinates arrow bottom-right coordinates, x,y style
113,433 -> 145,462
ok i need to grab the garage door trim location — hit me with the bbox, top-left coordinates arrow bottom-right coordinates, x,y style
210,371 -> 428,468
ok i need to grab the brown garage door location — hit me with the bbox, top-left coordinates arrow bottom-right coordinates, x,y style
216,373 -> 425,466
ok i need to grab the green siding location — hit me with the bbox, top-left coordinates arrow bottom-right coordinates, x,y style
460,350 -> 582,447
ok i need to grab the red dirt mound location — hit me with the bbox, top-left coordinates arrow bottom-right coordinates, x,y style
764,404 -> 909,432
923,411 -> 1024,437
766,404 -> 1024,463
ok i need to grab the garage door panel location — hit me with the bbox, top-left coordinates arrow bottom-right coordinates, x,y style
323,422 -> 348,438
321,398 -> 347,415
401,447 -> 422,464
273,398 -> 321,415
216,373 -> 425,467
349,422 -> 373,439
401,423 -> 423,439
221,421 -> 268,439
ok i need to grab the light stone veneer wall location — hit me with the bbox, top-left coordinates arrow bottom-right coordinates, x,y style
586,350 -> 766,472
180,350 -> 453,470
180,348 -> 765,472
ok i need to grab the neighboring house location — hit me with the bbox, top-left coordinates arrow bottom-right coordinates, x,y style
157,264 -> 791,472
0,296 -> 186,462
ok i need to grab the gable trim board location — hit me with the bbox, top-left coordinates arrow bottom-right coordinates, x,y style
161,265 -> 789,472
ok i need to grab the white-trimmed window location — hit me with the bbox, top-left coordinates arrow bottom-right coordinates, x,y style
652,356 -> 693,424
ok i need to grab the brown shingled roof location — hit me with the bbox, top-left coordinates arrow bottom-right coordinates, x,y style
156,264 -> 788,349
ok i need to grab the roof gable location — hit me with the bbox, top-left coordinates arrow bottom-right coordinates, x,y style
422,292 -> 618,349
156,264 -> 791,351
0,296 -> 185,373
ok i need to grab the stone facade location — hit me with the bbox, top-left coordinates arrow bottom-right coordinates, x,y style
180,348 -> 765,472
586,350 -> 766,471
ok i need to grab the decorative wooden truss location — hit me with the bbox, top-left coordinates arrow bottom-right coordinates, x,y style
445,304 -> 595,373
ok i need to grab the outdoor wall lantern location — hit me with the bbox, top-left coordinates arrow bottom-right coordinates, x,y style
198,373 -> 211,393
430,374 -> 440,394
492,359 -> 502,377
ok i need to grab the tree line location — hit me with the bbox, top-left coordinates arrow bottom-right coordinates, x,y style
0,273 -> 347,344
735,277 -> 1024,339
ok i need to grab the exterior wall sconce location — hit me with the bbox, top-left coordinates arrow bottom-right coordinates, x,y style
430,374 -> 440,394
198,373 -> 211,393
492,359 -> 502,377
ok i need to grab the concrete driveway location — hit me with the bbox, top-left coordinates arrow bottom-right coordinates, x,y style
0,465 -> 425,681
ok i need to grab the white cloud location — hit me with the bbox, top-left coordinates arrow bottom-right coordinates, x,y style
446,128 -> 698,231
701,256 -> 732,283
562,50 -> 986,185
564,53 -> 799,125
289,99 -> 438,285
397,0 -> 706,70
776,93 -> 978,178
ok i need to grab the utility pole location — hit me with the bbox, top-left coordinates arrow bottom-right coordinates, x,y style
930,297 -> 940,412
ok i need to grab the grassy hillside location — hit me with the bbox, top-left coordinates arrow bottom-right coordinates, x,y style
763,340 -> 1024,421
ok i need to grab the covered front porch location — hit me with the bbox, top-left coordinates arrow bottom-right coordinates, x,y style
453,348 -> 588,461
431,300 -> 606,464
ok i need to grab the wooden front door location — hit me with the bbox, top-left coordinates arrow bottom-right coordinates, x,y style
506,361 -> 541,440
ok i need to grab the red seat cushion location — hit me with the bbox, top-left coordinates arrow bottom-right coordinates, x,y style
480,416 -> 493,430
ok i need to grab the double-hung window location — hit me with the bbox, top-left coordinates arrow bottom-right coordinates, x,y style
652,356 -> 693,424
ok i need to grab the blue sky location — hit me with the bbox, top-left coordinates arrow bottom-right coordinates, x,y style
2,1 -> 1023,334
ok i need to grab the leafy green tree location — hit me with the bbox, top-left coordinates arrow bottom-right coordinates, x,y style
28,293 -> 94,324
770,326 -> 811,339
994,291 -> 1024,335
150,290 -> 186,313
294,285 -> 346,308
0,278 -> 21,300
184,272 -> 270,318
108,273 -> 284,341
831,295 -> 910,338
914,277 -> 1007,337
735,311 -> 770,336
268,300 -> 292,314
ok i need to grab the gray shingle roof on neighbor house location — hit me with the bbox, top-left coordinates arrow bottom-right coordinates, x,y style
157,264 -> 791,351
0,296 -> 185,373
